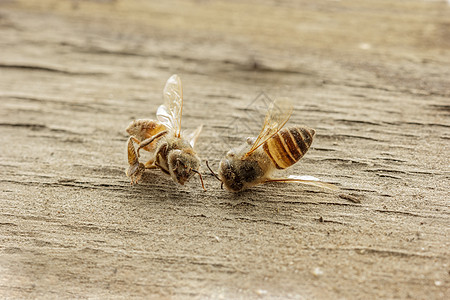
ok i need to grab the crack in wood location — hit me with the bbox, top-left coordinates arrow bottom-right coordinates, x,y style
0,63 -> 106,76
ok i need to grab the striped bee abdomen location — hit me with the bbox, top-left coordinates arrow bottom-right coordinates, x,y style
263,126 -> 315,169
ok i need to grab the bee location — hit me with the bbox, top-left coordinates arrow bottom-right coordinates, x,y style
125,74 -> 205,190
207,98 -> 337,192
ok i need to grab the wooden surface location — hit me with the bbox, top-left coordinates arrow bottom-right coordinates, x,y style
1,0 -> 449,299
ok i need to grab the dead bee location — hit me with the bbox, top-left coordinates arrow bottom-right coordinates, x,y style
207,98 -> 337,192
126,74 -> 205,190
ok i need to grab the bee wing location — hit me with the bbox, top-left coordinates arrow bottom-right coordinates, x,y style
157,74 -> 183,137
266,175 -> 339,191
244,98 -> 293,157
156,105 -> 175,131
185,124 -> 203,148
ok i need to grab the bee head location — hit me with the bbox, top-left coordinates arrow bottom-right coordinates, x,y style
168,150 -> 201,185
218,151 -> 264,192
218,158 -> 244,192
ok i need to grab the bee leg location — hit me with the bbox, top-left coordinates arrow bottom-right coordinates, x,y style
126,137 -> 145,184
264,178 -> 338,191
144,159 -> 158,169
130,136 -> 140,144
136,130 -> 169,157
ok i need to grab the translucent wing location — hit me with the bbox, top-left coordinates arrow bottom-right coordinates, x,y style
184,124 -> 203,148
156,105 -> 174,131
266,175 -> 339,191
157,74 -> 183,137
244,98 -> 293,157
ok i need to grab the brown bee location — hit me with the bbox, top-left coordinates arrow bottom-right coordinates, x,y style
126,74 -> 205,190
208,98 -> 337,192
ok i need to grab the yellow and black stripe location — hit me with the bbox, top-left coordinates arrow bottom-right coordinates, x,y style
263,126 -> 315,169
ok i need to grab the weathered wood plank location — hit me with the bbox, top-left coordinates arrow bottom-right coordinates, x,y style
1,0 -> 449,299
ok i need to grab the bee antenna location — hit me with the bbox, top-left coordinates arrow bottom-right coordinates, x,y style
205,160 -> 221,182
192,169 -> 206,191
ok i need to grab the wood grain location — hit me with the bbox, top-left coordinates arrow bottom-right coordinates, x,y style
1,0 -> 449,299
